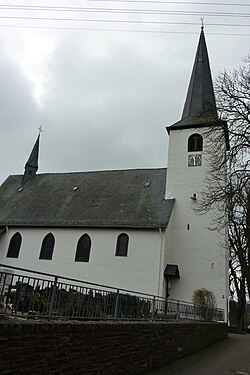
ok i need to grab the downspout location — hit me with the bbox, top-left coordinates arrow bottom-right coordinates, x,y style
157,227 -> 165,297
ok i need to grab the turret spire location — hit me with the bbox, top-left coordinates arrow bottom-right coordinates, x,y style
22,134 -> 40,185
167,27 -> 218,131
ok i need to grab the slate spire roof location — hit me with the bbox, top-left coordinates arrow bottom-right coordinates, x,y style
22,134 -> 40,185
167,27 -> 218,131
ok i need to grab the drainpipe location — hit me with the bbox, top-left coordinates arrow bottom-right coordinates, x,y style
157,228 -> 165,297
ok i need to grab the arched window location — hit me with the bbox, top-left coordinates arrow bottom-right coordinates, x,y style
115,233 -> 129,257
6,232 -> 22,258
75,234 -> 91,262
188,133 -> 203,152
39,233 -> 55,260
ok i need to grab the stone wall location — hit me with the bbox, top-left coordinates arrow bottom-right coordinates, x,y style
0,320 -> 227,375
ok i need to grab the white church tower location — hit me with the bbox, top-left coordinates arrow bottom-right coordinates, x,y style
165,27 -> 229,315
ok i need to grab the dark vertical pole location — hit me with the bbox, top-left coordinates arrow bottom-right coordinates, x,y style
49,276 -> 58,319
114,289 -> 120,320
152,296 -> 156,322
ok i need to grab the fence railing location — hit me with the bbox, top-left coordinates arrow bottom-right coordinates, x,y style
0,264 -> 224,322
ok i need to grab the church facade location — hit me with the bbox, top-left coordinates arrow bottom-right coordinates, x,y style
0,28 -> 229,316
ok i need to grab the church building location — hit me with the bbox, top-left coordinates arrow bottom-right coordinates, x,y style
0,28 -> 229,316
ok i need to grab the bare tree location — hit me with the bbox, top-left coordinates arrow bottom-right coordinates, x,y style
196,56 -> 250,329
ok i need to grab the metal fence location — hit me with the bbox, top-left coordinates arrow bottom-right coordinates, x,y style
0,264 -> 224,322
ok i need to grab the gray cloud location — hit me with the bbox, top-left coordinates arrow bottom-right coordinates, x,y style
0,40 -> 39,180
36,32 -> 185,175
0,17 -> 249,185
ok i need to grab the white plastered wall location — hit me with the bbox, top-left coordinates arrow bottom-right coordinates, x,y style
0,229 -> 7,265
165,127 -> 228,314
1,227 -> 164,297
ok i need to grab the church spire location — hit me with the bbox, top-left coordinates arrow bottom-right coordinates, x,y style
168,27 -> 218,131
22,134 -> 40,185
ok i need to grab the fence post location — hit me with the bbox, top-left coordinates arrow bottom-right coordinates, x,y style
176,300 -> 180,321
114,289 -> 120,320
151,296 -> 156,322
49,276 -> 58,320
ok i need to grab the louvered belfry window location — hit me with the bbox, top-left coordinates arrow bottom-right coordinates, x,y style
6,232 -> 22,258
39,233 -> 55,260
75,234 -> 91,262
115,233 -> 129,257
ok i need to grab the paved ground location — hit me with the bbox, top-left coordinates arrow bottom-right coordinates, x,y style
151,333 -> 250,375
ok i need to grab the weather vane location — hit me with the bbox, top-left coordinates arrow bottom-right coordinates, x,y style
200,17 -> 204,30
38,125 -> 43,134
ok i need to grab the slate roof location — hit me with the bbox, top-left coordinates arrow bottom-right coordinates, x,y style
167,28 -> 218,132
0,168 -> 174,229
25,134 -> 40,169
22,134 -> 40,185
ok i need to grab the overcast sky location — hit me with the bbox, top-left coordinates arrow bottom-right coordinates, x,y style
0,0 -> 249,184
